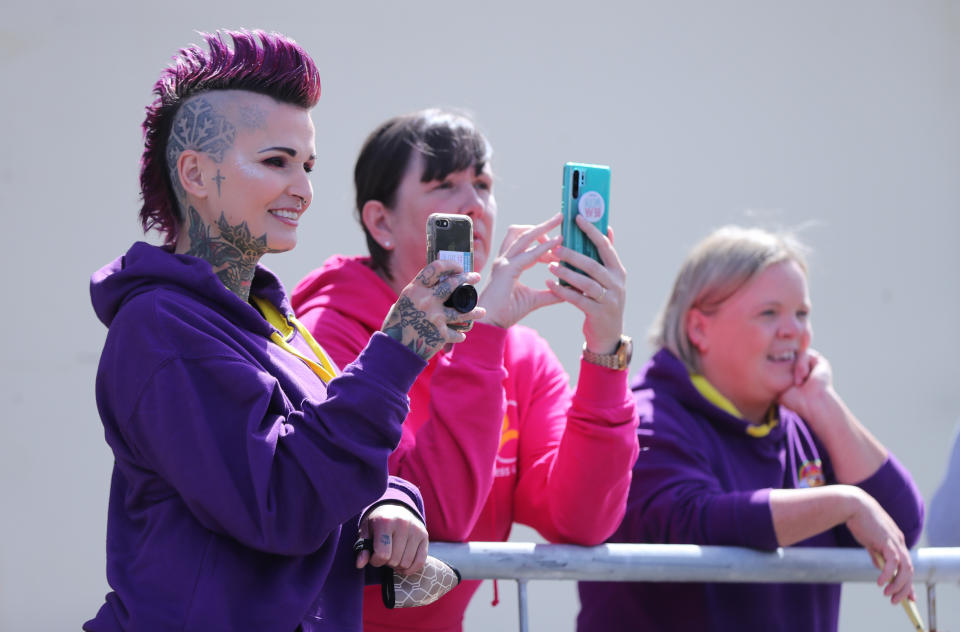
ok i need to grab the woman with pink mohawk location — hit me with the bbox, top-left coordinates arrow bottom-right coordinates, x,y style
85,31 -> 482,632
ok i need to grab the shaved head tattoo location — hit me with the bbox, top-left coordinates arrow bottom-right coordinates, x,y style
167,97 -> 237,205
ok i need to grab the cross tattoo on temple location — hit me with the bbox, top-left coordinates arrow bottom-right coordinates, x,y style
212,169 -> 226,197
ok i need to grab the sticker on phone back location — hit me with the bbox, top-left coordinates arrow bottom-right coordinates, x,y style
437,250 -> 472,273
578,191 -> 605,223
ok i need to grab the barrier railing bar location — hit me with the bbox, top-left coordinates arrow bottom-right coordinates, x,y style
431,543 -> 960,584
434,544 -> 960,632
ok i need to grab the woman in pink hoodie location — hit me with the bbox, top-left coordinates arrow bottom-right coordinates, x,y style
291,109 -> 639,632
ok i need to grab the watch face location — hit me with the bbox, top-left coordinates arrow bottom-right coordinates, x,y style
617,336 -> 633,368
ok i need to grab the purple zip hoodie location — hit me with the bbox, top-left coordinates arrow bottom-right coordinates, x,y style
85,242 -> 426,632
577,349 -> 924,632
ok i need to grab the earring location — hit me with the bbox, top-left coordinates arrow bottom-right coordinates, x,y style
384,240 -> 392,248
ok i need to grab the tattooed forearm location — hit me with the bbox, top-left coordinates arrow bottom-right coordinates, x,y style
382,296 -> 445,359
166,96 -> 237,211
181,207 -> 267,301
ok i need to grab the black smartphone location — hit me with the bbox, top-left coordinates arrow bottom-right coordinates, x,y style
561,162 -> 610,283
426,213 -> 477,314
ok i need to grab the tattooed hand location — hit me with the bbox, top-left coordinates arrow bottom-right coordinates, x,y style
381,260 -> 484,361
356,503 -> 429,573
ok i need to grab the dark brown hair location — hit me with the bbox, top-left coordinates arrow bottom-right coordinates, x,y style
353,108 -> 491,279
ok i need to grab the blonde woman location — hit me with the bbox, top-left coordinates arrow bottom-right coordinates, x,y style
578,226 -> 924,632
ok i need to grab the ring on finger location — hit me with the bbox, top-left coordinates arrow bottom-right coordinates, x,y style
595,286 -> 606,302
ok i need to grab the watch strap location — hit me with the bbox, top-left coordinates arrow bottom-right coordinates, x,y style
582,335 -> 633,370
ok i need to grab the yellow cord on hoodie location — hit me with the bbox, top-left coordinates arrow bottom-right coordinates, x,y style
252,296 -> 337,384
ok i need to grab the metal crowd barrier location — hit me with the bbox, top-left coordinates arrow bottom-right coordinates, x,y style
431,543 -> 960,632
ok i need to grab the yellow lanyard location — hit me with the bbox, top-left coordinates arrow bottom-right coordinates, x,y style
689,373 -> 779,438
251,296 -> 338,384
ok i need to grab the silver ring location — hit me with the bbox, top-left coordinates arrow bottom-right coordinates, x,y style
595,286 -> 606,302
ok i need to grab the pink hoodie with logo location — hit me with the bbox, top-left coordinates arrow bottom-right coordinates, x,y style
292,255 -> 639,632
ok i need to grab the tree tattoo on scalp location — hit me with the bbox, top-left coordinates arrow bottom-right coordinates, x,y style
183,206 -> 267,301
383,296 -> 445,359
167,97 -> 237,205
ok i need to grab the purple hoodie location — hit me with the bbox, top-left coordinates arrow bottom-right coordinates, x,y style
577,349 -> 924,632
85,242 -> 426,632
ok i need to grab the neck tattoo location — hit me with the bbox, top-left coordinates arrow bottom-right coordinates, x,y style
182,206 -> 268,302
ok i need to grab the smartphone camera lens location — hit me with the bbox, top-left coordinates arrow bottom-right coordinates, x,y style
572,170 -> 580,199
436,218 -> 449,228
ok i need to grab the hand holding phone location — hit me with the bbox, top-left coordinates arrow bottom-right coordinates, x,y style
549,162 -> 627,357
426,213 -> 478,314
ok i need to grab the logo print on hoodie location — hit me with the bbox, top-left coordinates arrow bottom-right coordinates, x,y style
797,459 -> 825,488
495,402 -> 519,477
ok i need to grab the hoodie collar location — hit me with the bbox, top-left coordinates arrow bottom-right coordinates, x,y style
634,349 -> 785,441
90,242 -> 288,337
688,373 -> 780,438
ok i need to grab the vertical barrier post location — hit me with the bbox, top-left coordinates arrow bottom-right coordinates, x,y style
517,579 -> 529,632
926,583 -> 937,632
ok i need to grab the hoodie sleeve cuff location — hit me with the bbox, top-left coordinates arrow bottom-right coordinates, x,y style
446,322 -> 509,369
708,488 -> 779,550
349,332 -> 427,395
359,476 -> 426,525
572,358 -> 635,416
854,453 -> 924,547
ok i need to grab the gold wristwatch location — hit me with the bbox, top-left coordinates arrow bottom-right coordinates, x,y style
582,335 -> 633,370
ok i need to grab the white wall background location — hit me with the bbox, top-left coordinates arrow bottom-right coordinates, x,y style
1,1 -> 957,630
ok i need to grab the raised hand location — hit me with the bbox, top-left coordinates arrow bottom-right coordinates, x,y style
546,213 -> 627,354
479,213 -> 564,328
382,259 -> 484,361
779,348 -> 889,488
778,348 -> 835,422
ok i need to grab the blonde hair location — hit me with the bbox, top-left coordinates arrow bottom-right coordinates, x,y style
651,226 -> 809,372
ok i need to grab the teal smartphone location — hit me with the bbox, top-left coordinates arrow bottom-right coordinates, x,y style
561,162 -> 610,282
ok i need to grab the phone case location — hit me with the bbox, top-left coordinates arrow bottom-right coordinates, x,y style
426,213 -> 474,273
561,162 -> 610,278
560,162 -> 610,285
